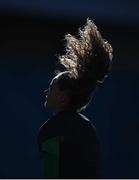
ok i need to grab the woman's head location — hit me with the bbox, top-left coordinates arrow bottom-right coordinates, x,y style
44,72 -> 70,113
44,19 -> 113,113
44,71 -> 94,113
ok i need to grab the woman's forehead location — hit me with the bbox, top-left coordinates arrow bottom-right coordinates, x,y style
51,72 -> 63,84
50,71 -> 70,86
50,76 -> 59,86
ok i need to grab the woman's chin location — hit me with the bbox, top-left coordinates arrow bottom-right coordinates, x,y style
44,101 -> 48,109
44,102 -> 52,112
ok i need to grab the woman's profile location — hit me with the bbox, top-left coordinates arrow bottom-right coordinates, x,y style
37,18 -> 113,179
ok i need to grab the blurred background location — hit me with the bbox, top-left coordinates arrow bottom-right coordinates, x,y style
0,0 -> 139,178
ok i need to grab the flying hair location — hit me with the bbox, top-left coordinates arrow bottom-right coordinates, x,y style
57,18 -> 113,85
55,18 -> 113,111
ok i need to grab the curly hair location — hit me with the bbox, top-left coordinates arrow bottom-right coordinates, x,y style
55,18 -> 113,111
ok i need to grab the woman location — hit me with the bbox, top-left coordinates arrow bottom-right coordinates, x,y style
37,19 -> 113,179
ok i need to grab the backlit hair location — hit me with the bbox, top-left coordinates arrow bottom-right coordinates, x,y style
55,18 -> 113,111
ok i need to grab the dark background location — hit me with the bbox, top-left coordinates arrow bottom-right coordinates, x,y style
0,0 -> 139,178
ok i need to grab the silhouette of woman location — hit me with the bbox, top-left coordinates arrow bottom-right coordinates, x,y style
37,18 -> 113,179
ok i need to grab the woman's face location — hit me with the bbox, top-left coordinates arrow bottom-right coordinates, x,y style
44,75 -> 69,113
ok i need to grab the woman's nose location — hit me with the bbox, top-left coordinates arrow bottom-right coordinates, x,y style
43,89 -> 49,95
